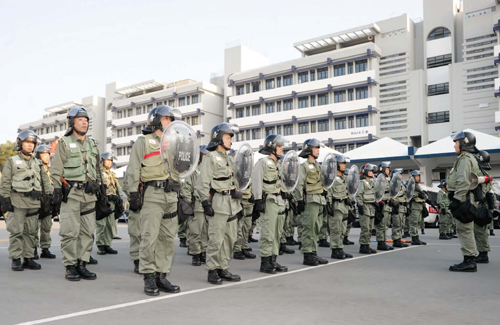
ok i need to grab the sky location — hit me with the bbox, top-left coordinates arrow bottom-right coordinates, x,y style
0,0 -> 423,144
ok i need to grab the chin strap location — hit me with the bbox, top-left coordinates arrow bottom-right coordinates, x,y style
21,150 -> 33,156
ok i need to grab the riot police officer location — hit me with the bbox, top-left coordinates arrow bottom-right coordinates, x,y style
0,131 -> 52,271
389,169 -> 408,248
409,170 -> 427,246
127,105 -> 182,295
375,162 -> 393,251
357,163 -> 377,254
196,123 -> 242,285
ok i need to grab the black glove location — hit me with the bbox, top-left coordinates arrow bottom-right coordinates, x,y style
53,188 -> 62,208
202,200 -> 214,217
297,200 -> 305,213
129,192 -> 142,212
357,204 -> 364,216
388,200 -> 394,207
248,194 -> 255,203
108,194 -> 119,202
0,197 -> 14,213
254,199 -> 265,213
449,198 -> 460,211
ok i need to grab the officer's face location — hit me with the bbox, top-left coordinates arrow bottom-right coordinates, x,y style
276,145 -> 283,157
384,167 -> 390,176
22,141 -> 35,153
160,117 -> 172,130
367,170 -> 374,177
454,140 -> 460,154
415,175 -> 420,183
311,147 -> 319,157
103,159 -> 112,169
74,117 -> 88,134
222,134 -> 232,149
339,162 -> 346,172
40,152 -> 50,164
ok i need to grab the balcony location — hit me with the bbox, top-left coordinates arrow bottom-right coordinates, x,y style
113,113 -> 148,128
112,134 -> 138,146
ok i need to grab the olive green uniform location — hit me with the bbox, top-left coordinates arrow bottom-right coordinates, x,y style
328,173 -> 349,249
35,164 -> 54,250
391,183 -> 407,241
235,185 -> 253,253
294,159 -> 326,253
195,149 -> 241,271
409,183 -> 426,237
437,189 -> 452,236
376,175 -> 392,242
252,156 -> 286,257
448,152 -> 479,257
127,133 -> 179,274
96,168 -> 121,247
1,154 -> 52,260
357,178 -> 376,246
51,134 -> 99,266
122,176 -> 141,261
474,177 -> 492,254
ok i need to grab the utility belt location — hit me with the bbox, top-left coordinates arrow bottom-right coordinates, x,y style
144,179 -> 180,193
263,179 -> 277,184
13,190 -> 42,199
162,212 -> 177,219
210,188 -> 241,199
67,181 -> 99,194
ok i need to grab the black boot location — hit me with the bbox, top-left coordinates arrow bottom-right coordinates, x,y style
208,269 -> 222,285
260,256 -> 277,274
340,249 -> 353,258
155,272 -> 180,293
303,252 -> 319,266
271,255 -> 288,272
242,249 -> 256,259
421,229 -> 425,235
104,246 -> 118,254
449,256 -> 477,272
490,229 -> 495,236
40,248 -> 56,259
313,252 -> 328,264
393,239 -> 408,248
12,258 -> 23,271
318,239 -> 330,248
439,233 -> 451,240
248,235 -> 258,243
65,265 -> 81,281
89,256 -> 98,265
192,254 -> 202,266
200,252 -> 206,264
331,248 -> 345,259
133,259 -> 140,274
144,273 -> 159,295
359,245 -> 375,254
97,246 -> 107,255
343,237 -> 354,245
377,241 -> 393,251
286,236 -> 298,246
218,269 -> 241,282
76,260 -> 97,280
403,231 -> 410,238
22,258 -> 41,270
33,248 -> 39,260
279,243 -> 295,255
298,242 -> 302,250
179,238 -> 187,247
233,251 -> 246,260
411,236 -> 427,245
475,252 -> 489,264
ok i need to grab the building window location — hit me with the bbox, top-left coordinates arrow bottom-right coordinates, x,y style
236,108 -> 244,118
318,93 -> 329,106
266,102 -> 275,114
284,124 -> 293,136
298,96 -> 309,109
246,107 -> 251,117
334,90 -> 346,103
168,100 -> 175,107
266,79 -> 275,90
127,128 -> 133,136
310,70 -> 316,81
427,111 -> 449,124
334,64 -> 346,77
298,71 -> 309,84
348,88 -> 354,101
298,122 -> 309,134
276,125 -> 282,135
117,129 -> 122,138
277,101 -> 282,112
106,137 -> 112,144
284,99 -> 293,111
349,143 -> 355,151
355,59 -> 367,73
348,116 -> 354,128
236,85 -> 245,95
136,126 -> 142,134
246,130 -> 250,141
356,86 -> 368,100
265,126 -> 275,137
277,77 -> 282,88
192,94 -> 199,104
179,97 -> 186,106
127,109 -> 133,117
186,96 -> 191,105
283,75 -> 293,86
252,128 -> 261,140
117,148 -> 123,156
356,114 -> 368,127
335,145 -> 347,153
136,107 -> 142,115
192,116 -> 199,126
335,117 -> 346,130
347,62 -> 354,74
310,95 -> 316,107
318,68 -> 328,80
252,105 -> 261,116
107,120 -> 112,127
427,83 -> 449,96
246,84 -> 250,94
310,121 -> 317,133
318,119 -> 329,132
427,54 -> 452,69
428,27 -> 451,41
252,82 -> 261,92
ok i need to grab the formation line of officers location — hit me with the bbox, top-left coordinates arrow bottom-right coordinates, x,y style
0,106 -> 496,296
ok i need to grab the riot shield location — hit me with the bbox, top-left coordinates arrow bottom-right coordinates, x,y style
160,121 -> 200,179
281,150 -> 300,193
234,142 -> 254,191
374,173 -> 387,202
347,165 -> 360,198
390,172 -> 402,199
406,177 -> 416,202
321,153 -> 337,189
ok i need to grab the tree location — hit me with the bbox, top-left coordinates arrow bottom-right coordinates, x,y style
0,141 -> 16,172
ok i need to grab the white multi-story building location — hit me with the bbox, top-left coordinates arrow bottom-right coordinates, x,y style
104,78 -> 224,167
18,95 -> 106,152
